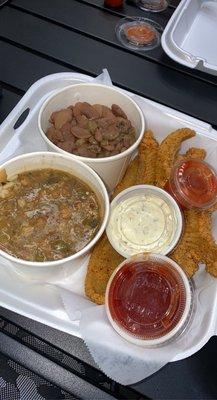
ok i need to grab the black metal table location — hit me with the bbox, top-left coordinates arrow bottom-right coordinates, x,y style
0,1 -> 217,399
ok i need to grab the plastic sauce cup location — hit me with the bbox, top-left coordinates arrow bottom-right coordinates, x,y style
166,159 -> 217,210
105,253 -> 193,347
106,185 -> 183,258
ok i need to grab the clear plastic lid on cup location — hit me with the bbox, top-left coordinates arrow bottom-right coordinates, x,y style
105,253 -> 193,347
167,159 -> 217,210
115,17 -> 162,51
106,185 -> 183,258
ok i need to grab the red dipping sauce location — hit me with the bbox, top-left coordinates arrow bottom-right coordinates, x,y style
106,254 -> 192,345
124,25 -> 156,45
166,159 -> 217,210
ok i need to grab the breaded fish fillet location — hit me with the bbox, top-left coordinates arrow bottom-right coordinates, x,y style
156,128 -> 195,187
176,147 -> 206,163
197,211 -> 217,277
171,210 -> 201,277
85,147 -> 140,304
136,130 -> 159,185
112,155 -> 138,199
85,233 -> 124,304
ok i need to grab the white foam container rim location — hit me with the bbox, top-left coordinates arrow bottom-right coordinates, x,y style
106,184 -> 183,258
105,253 -> 192,347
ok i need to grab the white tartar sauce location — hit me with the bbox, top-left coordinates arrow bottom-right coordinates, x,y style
106,186 -> 182,257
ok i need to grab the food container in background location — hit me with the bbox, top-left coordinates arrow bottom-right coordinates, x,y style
165,159 -> 217,210
106,185 -> 183,258
105,253 -> 193,347
116,17 -> 162,51
38,83 -> 145,192
161,0 -> 217,76
0,152 -> 110,281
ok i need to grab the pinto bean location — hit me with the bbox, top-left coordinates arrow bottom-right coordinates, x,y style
111,104 -> 127,119
61,122 -> 71,135
71,126 -> 92,139
57,141 -> 76,152
77,145 -> 97,158
101,143 -> 115,152
97,117 -> 115,129
47,127 -> 64,143
95,129 -> 103,142
71,118 -> 77,127
101,105 -> 115,118
93,104 -> 103,117
80,103 -> 99,119
73,102 -> 84,118
52,109 -> 73,129
76,115 -> 88,128
61,126 -> 74,141
49,111 -> 57,123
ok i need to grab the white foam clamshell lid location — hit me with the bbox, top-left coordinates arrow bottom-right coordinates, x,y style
161,0 -> 217,75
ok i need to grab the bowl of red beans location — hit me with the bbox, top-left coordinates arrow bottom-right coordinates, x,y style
38,83 -> 145,192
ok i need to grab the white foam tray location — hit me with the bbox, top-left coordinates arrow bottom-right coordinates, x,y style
161,0 -> 217,75
0,72 -> 217,362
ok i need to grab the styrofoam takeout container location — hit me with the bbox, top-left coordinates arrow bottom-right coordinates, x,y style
0,151 -> 110,281
161,0 -> 217,75
0,72 -> 217,363
38,83 -> 145,192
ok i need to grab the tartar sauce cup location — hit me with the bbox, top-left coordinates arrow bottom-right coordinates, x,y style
105,253 -> 193,347
106,185 -> 183,258
165,159 -> 217,210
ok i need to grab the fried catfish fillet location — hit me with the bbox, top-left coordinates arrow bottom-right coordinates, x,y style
171,208 -> 217,278
197,211 -> 217,277
171,210 -> 201,277
176,147 -> 206,163
112,155 -> 139,199
156,128 -> 195,188
85,147 -> 140,304
85,233 -> 124,304
136,130 -> 159,185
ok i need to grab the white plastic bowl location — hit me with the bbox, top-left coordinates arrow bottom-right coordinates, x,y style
0,152 -> 110,280
38,83 -> 145,192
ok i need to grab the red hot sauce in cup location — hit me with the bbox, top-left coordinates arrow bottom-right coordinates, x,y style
165,159 -> 217,210
124,24 -> 156,45
106,256 -> 191,343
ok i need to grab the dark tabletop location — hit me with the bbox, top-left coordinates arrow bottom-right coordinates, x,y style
0,1 -> 217,399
